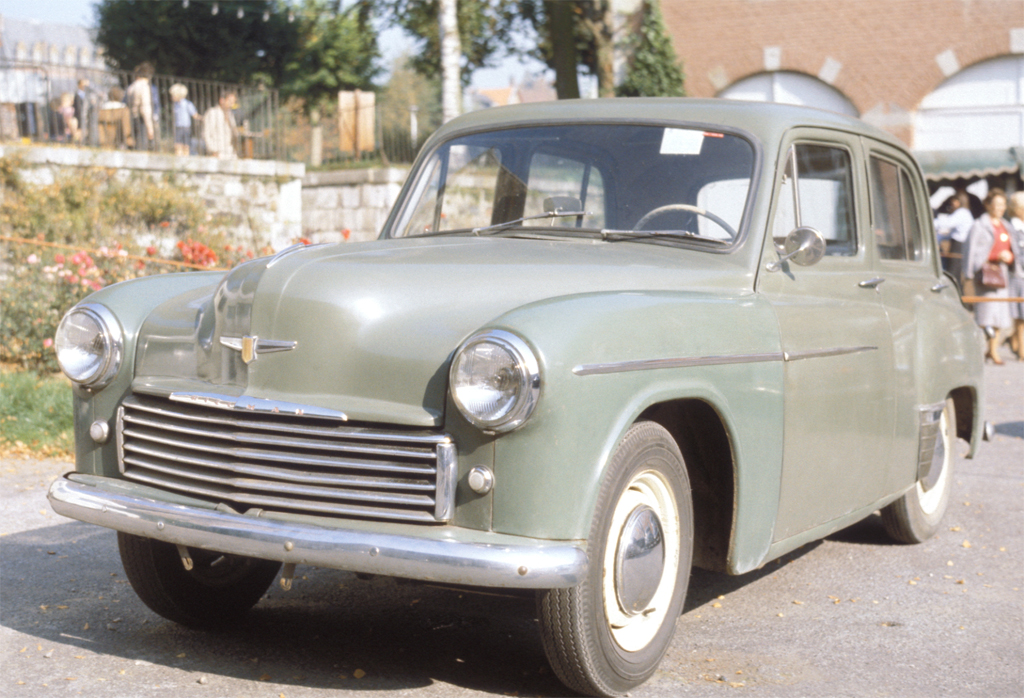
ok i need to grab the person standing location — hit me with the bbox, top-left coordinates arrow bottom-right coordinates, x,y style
1007,191 -> 1024,361
934,190 -> 974,284
202,91 -> 238,159
73,79 -> 90,144
169,84 -> 199,156
126,62 -> 155,151
964,189 -> 1021,364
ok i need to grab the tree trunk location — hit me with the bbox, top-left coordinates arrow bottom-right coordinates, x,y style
439,0 -> 462,123
593,1 -> 615,97
548,1 -> 580,99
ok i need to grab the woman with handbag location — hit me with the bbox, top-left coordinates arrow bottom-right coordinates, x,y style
964,189 -> 1021,364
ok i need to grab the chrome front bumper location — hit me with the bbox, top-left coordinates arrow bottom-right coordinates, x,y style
48,474 -> 588,589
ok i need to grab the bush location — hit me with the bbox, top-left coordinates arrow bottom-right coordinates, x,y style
1,156 -> 274,373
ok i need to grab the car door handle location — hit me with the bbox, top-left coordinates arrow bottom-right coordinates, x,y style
858,277 -> 885,290
931,281 -> 949,293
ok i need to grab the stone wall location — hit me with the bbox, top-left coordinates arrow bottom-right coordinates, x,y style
0,145 -> 305,251
302,167 -> 409,243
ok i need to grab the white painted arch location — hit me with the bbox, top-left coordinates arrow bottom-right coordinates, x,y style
717,71 -> 859,117
914,55 -> 1024,151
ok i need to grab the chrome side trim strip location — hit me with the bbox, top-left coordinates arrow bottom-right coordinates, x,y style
573,352 -> 785,376
169,392 -> 348,421
48,475 -> 587,589
782,346 -> 878,362
573,346 -> 879,376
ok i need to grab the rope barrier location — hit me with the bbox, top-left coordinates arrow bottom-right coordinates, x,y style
0,235 -> 226,271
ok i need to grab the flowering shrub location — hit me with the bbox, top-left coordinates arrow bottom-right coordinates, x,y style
1,156 -> 277,373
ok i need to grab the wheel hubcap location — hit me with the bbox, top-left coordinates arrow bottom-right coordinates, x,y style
614,505 -> 665,616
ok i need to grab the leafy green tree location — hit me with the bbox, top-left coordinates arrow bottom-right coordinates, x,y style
616,0 -> 684,97
282,1 -> 381,112
95,0 -> 379,110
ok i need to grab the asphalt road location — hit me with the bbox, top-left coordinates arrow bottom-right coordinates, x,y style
2,361 -> 1021,698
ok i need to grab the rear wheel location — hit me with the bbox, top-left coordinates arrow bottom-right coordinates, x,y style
881,398 -> 956,544
118,532 -> 281,628
537,421 -> 693,697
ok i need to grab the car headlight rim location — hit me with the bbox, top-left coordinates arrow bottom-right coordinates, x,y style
55,303 -> 123,389
450,329 -> 540,433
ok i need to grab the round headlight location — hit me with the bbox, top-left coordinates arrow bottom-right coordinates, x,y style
55,304 -> 123,389
450,330 -> 540,433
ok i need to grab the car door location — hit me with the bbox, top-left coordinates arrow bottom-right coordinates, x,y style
758,130 -> 897,541
863,140 -> 958,494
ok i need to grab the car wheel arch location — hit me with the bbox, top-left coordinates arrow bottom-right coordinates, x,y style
631,398 -> 737,574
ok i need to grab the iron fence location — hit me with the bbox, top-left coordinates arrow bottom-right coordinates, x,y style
0,59 -> 433,166
0,60 -> 282,160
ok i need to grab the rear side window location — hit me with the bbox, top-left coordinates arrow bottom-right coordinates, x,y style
869,156 -> 923,262
774,143 -> 857,256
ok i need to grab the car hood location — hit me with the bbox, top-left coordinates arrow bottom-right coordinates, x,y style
134,236 -> 749,427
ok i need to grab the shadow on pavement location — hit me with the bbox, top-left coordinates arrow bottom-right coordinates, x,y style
0,520 -> 565,695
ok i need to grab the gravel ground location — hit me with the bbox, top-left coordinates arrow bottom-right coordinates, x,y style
2,360 -> 1021,698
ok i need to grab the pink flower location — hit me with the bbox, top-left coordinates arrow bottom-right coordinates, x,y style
54,253 -> 65,265
27,253 -> 39,264
43,338 -> 53,349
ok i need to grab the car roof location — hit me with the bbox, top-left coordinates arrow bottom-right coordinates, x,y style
430,97 -> 903,152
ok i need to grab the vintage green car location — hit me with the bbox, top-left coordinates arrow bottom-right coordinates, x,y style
50,99 -> 985,697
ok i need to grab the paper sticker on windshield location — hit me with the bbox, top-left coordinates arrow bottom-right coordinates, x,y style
660,128 -> 704,155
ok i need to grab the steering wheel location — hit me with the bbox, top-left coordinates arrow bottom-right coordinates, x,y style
632,204 -> 737,239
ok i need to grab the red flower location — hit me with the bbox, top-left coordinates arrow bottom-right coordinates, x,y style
342,228 -> 351,241
160,221 -> 170,228
146,246 -> 157,256
54,253 -> 65,265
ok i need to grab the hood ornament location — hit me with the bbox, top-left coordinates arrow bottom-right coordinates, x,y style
220,335 -> 297,364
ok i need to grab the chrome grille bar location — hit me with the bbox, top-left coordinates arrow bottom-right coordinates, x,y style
117,394 -> 456,524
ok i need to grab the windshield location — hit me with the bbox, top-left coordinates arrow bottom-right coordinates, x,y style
390,124 -> 756,245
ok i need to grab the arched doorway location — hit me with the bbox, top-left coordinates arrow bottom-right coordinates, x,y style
718,71 -> 859,117
915,55 -> 1024,151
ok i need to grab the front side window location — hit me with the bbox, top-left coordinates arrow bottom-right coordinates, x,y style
868,155 -> 924,262
391,124 -> 756,247
774,143 -> 857,256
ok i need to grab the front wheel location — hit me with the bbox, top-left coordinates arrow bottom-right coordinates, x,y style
881,398 -> 956,544
537,421 -> 693,697
118,532 -> 282,628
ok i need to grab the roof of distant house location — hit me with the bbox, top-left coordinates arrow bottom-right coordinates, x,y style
0,15 -> 98,65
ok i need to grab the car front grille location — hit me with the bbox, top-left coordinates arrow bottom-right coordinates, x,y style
116,394 -> 456,524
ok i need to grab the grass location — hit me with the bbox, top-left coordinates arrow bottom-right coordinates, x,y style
0,368 -> 74,458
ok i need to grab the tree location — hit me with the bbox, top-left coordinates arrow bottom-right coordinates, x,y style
282,1 -> 381,113
94,0 -> 379,111
519,1 -> 614,98
615,0 -> 684,97
439,0 -> 462,122
373,0 -> 524,85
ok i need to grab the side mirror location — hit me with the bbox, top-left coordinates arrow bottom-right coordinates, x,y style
766,226 -> 826,272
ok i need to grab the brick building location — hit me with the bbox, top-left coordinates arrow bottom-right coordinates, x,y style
661,0 -> 1024,193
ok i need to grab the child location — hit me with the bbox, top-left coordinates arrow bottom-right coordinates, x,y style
169,83 -> 198,156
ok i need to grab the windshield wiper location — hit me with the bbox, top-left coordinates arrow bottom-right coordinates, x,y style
470,210 -> 591,235
599,229 -> 730,244
414,211 -> 592,238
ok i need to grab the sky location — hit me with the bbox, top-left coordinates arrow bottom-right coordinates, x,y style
0,0 -> 548,90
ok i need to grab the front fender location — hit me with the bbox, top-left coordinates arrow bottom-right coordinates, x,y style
68,272 -> 222,477
482,290 -> 785,574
